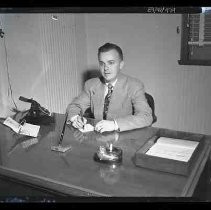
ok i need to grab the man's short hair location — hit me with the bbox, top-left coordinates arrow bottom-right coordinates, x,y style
98,43 -> 123,60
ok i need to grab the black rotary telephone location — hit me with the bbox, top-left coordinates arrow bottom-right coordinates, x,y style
18,96 -> 53,125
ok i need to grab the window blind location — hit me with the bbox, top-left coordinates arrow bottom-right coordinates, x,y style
188,9 -> 211,46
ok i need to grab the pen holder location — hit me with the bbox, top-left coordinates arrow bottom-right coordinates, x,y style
93,145 -> 122,165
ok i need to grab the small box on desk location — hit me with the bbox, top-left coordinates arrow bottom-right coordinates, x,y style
134,134 -> 205,176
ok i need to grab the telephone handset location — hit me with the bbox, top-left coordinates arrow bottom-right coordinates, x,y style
18,96 -> 53,125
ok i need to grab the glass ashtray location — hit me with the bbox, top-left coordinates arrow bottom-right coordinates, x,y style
93,145 -> 122,164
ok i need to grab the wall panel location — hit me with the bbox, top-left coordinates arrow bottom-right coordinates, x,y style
0,14 -> 80,115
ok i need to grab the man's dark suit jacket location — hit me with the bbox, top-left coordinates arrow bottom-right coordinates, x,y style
67,73 -> 153,132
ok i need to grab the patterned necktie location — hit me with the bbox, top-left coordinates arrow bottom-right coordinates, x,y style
103,83 -> 113,120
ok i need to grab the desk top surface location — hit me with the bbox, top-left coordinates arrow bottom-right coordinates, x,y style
0,113 -> 210,197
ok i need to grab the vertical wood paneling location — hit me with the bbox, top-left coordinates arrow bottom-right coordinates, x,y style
0,14 -> 21,117
177,69 -> 208,133
39,14 -> 79,113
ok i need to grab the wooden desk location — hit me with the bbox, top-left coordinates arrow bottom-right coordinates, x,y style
0,114 -> 210,197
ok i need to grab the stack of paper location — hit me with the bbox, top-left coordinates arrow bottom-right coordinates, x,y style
146,137 -> 199,162
79,123 -> 94,133
3,117 -> 40,137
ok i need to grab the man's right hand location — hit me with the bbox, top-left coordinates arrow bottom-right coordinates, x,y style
71,115 -> 87,129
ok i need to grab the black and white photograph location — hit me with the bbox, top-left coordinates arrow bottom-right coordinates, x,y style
0,6 -> 211,204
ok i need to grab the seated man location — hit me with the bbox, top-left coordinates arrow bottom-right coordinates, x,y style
66,42 -> 153,133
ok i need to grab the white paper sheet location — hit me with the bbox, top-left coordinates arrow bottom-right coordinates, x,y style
146,137 -> 199,162
19,123 -> 40,137
3,117 -> 40,137
79,123 -> 94,133
3,117 -> 21,133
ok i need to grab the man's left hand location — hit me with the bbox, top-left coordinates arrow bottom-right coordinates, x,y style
95,120 -> 115,133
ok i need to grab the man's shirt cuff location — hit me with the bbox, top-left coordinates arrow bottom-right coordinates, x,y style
70,115 -> 78,122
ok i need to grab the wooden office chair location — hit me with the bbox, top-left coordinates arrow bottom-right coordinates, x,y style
145,92 -> 157,124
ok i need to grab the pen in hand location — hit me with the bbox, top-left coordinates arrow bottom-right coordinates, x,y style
80,110 -> 85,129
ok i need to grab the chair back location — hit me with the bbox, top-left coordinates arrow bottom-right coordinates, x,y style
145,92 -> 157,124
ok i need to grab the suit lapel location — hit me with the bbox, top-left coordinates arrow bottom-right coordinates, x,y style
93,80 -> 105,119
93,73 -> 126,120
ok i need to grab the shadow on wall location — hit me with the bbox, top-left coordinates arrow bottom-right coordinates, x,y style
82,69 -> 101,84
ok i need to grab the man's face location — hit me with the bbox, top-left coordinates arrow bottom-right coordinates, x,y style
98,49 -> 124,83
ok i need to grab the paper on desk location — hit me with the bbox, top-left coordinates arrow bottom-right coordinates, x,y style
3,117 -> 40,137
3,117 -> 21,133
145,137 -> 199,162
20,123 -> 40,137
79,123 -> 94,133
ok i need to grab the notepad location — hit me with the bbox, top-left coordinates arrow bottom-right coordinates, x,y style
145,137 -> 199,162
3,117 -> 40,137
79,123 -> 94,133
